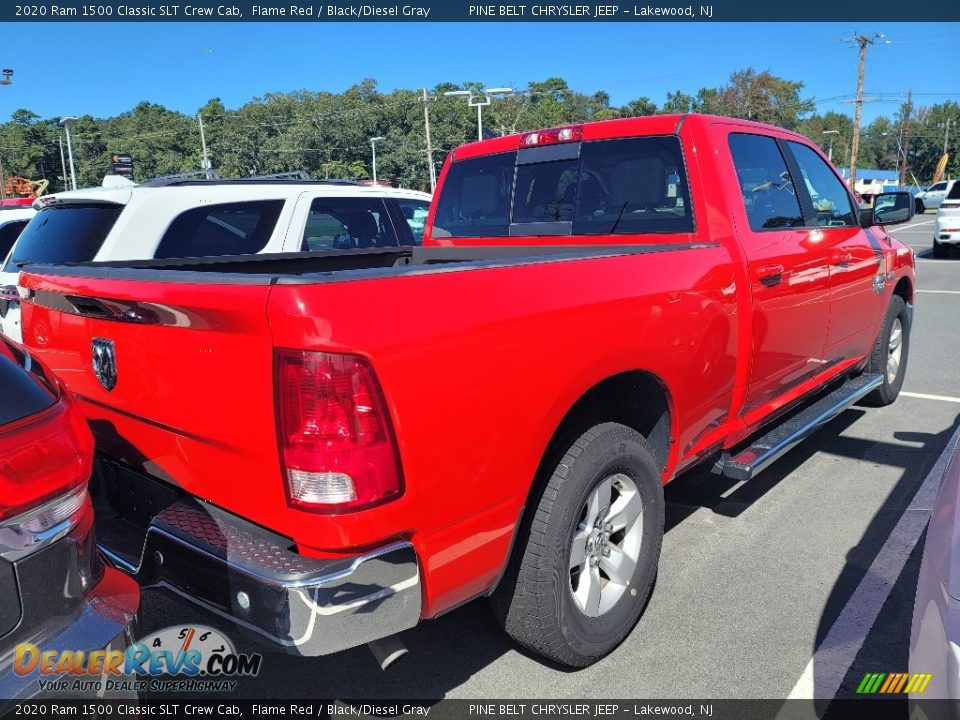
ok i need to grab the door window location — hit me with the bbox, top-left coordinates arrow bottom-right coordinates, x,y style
300,197 -> 397,251
787,142 -> 856,227
728,134 -> 803,231
395,198 -> 430,245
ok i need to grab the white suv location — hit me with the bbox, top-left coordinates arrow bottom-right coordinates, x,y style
933,180 -> 960,258
0,177 -> 431,341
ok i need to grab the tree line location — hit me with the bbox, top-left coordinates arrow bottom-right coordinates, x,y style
1,70 -> 956,193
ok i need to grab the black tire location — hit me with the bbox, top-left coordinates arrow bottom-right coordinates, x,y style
490,422 -> 664,667
862,294 -> 910,406
933,239 -> 949,259
916,199 -> 925,214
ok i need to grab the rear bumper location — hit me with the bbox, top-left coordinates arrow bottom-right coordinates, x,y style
99,495 -> 422,657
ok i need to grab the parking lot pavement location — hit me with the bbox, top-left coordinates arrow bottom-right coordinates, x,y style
137,227 -> 960,701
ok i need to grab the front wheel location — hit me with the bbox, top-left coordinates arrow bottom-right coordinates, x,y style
491,422 -> 664,667
863,294 -> 911,406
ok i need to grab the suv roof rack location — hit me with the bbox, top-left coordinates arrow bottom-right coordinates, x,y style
248,170 -> 312,180
136,178 -> 363,188
140,169 -> 220,187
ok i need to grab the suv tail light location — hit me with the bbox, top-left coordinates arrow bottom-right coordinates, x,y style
275,350 -> 403,512
0,395 -> 93,523
520,125 -> 582,148
942,202 -> 960,209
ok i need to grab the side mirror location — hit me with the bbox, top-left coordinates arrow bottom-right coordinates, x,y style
867,191 -> 915,226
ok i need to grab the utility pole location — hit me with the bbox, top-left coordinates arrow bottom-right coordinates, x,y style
843,32 -> 887,191
198,113 -> 212,178
945,119 -> 952,156
899,90 -> 912,187
58,135 -> 69,192
422,88 -> 436,192
0,157 -> 5,200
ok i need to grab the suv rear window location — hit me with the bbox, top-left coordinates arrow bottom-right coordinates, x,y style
0,219 -> 29,262
432,135 -> 694,238
3,204 -> 122,271
155,200 -> 284,259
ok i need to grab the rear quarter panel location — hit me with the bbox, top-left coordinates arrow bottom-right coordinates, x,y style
268,247 -> 739,614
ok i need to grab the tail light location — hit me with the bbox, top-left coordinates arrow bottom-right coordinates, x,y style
0,395 -> 93,522
275,350 -> 403,512
520,125 -> 582,148
942,202 -> 960,209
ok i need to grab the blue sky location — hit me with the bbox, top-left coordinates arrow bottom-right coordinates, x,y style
2,22 -> 957,122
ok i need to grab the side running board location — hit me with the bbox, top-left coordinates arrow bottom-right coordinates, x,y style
713,373 -> 884,481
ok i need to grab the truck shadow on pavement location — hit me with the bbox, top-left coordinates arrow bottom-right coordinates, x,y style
137,406 -> 960,701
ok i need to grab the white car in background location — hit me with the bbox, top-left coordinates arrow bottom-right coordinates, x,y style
933,181 -> 960,258
0,176 -> 431,342
917,180 -> 954,212
0,205 -> 37,340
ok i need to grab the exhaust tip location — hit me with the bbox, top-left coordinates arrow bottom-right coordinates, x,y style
368,635 -> 408,671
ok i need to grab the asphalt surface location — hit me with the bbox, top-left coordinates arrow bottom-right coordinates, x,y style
136,215 -> 960,701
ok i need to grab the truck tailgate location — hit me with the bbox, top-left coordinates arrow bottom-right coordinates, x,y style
18,270 -> 290,536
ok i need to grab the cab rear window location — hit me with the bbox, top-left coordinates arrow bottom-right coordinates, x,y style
432,135 -> 694,238
4,204 -> 122,271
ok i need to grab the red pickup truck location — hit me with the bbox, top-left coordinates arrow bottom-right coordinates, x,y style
18,114 -> 916,668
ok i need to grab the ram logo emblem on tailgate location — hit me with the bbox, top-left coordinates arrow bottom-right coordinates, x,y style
92,338 -> 117,391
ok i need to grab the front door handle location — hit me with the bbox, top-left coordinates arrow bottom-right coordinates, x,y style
830,250 -> 852,267
753,263 -> 784,287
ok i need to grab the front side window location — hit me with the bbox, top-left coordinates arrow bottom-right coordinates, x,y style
155,200 -> 284,259
728,133 -> 804,231
787,142 -> 856,227
300,197 -> 397,251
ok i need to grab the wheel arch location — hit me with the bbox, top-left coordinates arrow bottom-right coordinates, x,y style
532,370 -> 674,499
893,275 -> 913,305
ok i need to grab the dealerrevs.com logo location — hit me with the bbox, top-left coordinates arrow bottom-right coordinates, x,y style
14,625 -> 262,693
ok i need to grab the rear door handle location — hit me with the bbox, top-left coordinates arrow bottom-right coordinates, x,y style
753,263 -> 784,287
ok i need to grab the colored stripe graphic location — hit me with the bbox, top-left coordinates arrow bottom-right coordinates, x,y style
857,672 -> 932,694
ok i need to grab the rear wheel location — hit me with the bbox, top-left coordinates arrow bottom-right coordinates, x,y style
491,422 -> 664,667
933,238 -> 949,259
863,294 -> 910,406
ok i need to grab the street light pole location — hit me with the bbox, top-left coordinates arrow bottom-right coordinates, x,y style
0,69 -> 12,200
421,88 -> 436,191
822,130 -> 840,163
445,87 -> 514,142
60,116 -> 79,191
370,136 -> 385,184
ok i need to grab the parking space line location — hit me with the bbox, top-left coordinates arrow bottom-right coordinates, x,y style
890,220 -> 935,232
782,423 -> 960,702
901,391 -> 960,403
916,290 -> 960,294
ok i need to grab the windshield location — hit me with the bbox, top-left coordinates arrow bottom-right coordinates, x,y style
4,204 -> 123,270
432,135 -> 694,238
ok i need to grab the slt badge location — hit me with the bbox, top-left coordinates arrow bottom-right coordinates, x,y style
92,338 -> 117,391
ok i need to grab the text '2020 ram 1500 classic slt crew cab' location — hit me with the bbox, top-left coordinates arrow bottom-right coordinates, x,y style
18,114 -> 916,668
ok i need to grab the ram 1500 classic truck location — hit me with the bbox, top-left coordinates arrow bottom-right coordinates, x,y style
17,114 -> 916,668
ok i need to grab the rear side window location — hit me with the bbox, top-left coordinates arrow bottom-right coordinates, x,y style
4,205 -> 122,270
395,199 -> 430,245
432,135 -> 693,238
948,182 -> 960,200
728,134 -> 804,231
0,220 -> 29,262
300,197 -> 397,251
155,200 -> 284,259
0,339 -> 57,425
